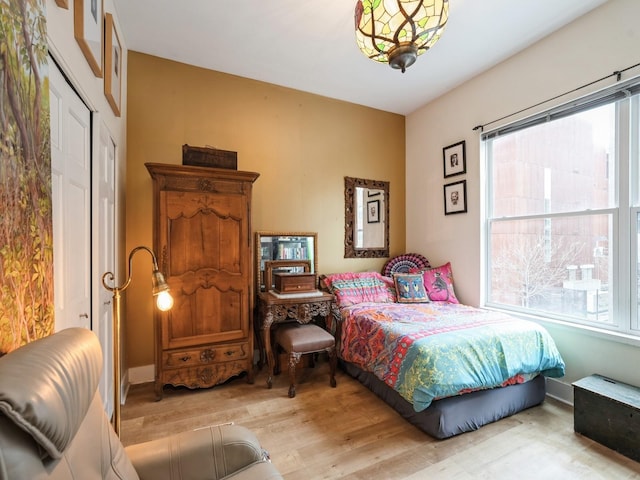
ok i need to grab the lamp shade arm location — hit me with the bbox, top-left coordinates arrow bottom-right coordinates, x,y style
102,245 -> 161,294
129,245 -> 161,271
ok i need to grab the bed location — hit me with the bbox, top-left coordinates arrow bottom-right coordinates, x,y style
321,266 -> 566,439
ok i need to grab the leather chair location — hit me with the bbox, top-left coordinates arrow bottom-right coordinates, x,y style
0,328 -> 283,480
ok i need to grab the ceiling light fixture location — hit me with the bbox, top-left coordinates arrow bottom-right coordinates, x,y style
355,0 -> 449,73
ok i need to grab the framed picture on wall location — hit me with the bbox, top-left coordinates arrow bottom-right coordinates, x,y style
74,0 -> 103,77
104,13 -> 122,116
443,140 -> 466,178
367,199 -> 380,223
444,180 -> 467,215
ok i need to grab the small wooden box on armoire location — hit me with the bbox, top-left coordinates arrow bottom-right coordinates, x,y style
573,374 -> 640,462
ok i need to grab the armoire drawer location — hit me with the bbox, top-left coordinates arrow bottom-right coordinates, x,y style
161,360 -> 251,390
163,342 -> 249,368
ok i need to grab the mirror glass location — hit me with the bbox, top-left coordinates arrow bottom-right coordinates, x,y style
255,231 -> 318,293
344,177 -> 389,258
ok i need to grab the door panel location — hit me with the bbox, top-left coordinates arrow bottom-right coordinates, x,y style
93,123 -> 116,413
49,60 -> 91,332
49,58 -> 117,414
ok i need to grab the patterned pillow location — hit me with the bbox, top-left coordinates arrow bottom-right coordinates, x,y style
322,272 -> 396,308
393,273 -> 430,303
419,262 -> 459,303
382,253 -> 430,277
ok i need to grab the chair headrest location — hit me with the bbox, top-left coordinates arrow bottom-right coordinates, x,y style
0,328 -> 102,459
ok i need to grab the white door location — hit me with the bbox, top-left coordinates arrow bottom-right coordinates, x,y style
93,121 -> 116,413
50,60 -> 91,332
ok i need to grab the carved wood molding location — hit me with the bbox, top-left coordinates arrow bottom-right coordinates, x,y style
344,176 -> 390,258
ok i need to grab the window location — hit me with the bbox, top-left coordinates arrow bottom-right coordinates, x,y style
483,81 -> 640,336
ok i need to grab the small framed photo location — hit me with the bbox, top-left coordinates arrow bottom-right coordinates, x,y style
367,199 -> 380,223
104,13 -> 122,116
443,140 -> 466,178
74,0 -> 103,77
444,180 -> 467,215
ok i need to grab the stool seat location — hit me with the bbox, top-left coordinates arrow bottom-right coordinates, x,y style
275,323 -> 335,352
274,323 -> 337,398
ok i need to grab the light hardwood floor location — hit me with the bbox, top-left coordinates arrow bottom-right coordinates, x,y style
121,362 -> 640,479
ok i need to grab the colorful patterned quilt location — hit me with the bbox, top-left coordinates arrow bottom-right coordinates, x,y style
338,302 -> 565,412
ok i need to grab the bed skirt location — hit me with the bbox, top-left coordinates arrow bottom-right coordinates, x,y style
342,361 -> 547,439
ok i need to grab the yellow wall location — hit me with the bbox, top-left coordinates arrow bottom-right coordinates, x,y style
125,52 -> 406,368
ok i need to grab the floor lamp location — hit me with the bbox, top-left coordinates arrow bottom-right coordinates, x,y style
102,245 -> 174,436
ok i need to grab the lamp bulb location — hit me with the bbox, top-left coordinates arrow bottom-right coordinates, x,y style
156,291 -> 174,311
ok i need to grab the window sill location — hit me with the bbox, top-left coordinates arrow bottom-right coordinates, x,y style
482,305 -> 640,349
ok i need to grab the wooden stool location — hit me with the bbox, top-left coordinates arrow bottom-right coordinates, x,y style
274,323 -> 337,398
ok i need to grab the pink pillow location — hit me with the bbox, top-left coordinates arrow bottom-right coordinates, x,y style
322,272 -> 396,307
419,263 -> 459,303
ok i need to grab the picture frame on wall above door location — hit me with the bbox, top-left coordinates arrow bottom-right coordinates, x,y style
443,140 -> 466,178
104,13 -> 122,116
74,0 -> 103,77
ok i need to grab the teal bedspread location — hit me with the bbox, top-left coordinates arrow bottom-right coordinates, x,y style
338,302 -> 565,412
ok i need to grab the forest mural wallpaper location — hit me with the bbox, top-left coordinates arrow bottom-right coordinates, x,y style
0,0 -> 53,354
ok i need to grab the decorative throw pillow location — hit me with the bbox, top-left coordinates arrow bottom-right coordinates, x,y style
382,253 -> 430,277
393,273 -> 430,303
322,272 -> 396,308
419,262 -> 459,303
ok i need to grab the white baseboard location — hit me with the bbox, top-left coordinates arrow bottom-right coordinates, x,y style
128,364 -> 155,385
121,364 -> 154,405
546,377 -> 573,405
120,369 -> 129,405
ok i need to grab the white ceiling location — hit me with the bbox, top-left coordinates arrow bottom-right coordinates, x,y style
112,0 -> 607,116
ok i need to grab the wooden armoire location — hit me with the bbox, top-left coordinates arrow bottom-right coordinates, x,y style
145,163 -> 259,399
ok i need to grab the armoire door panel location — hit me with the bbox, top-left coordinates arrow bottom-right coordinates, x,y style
168,214 -> 243,275
192,288 -> 243,333
165,191 -> 244,219
169,268 -> 246,293
217,218 -> 243,272
165,286 -> 245,332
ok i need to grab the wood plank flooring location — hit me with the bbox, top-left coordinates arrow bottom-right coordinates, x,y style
121,362 -> 640,479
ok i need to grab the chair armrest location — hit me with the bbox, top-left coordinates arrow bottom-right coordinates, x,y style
222,460 -> 283,480
125,424 -> 270,480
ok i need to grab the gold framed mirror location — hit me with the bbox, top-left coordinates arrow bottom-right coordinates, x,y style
344,176 -> 389,258
255,231 -> 318,293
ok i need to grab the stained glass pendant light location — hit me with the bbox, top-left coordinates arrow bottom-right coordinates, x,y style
355,0 -> 449,73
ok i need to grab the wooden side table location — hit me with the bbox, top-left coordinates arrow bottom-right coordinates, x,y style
256,291 -> 334,389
